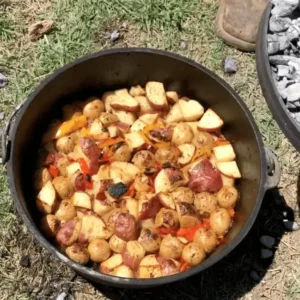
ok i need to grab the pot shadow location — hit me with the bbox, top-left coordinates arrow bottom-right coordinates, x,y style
87,188 -> 293,300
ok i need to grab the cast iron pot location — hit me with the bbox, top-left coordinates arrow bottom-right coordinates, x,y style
256,4 -> 300,152
1,48 -> 280,288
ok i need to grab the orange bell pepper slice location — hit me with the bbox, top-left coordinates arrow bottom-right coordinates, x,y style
80,127 -> 90,137
98,137 -> 125,149
177,220 -> 210,242
126,183 -> 135,198
141,124 -> 171,148
77,158 -> 90,174
192,147 -> 211,162
156,227 -> 178,236
179,262 -> 191,272
55,115 -> 87,139
49,165 -> 59,178
228,208 -> 235,218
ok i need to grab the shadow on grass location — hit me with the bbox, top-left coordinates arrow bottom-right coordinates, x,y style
89,189 -> 292,300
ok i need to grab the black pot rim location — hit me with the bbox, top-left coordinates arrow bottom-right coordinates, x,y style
7,48 -> 267,288
256,4 -> 300,152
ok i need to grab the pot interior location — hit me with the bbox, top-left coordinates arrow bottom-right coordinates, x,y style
9,49 -> 264,286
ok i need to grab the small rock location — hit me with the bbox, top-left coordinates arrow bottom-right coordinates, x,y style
180,41 -> 187,49
0,73 -> 8,88
250,270 -> 261,281
0,112 -> 4,120
28,20 -> 54,41
283,219 -> 299,230
110,30 -> 120,42
224,58 -> 238,73
56,292 -> 67,300
269,16 -> 291,32
260,248 -> 273,259
271,0 -> 299,17
284,83 -> 300,101
259,235 -> 276,249
20,255 -> 30,268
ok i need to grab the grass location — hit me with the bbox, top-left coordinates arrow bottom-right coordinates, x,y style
1,0 -> 300,299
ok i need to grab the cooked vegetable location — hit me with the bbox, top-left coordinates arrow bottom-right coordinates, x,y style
209,208 -> 231,236
122,240 -> 146,270
138,228 -> 161,253
88,239 -> 111,262
40,214 -> 60,237
182,242 -> 205,266
194,192 -> 218,216
159,235 -> 183,259
82,96 -> 104,120
66,243 -> 90,265
217,186 -> 239,208
171,123 -> 194,146
194,228 -> 218,253
36,82 -> 241,279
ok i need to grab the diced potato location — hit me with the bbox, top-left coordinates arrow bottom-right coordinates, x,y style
112,109 -> 136,125
135,96 -> 155,115
121,197 -> 138,219
107,125 -> 118,138
92,164 -> 111,182
112,265 -> 134,278
37,181 -> 56,207
165,102 -> 185,123
102,91 -> 118,113
178,143 -> 196,165
100,254 -> 123,274
145,82 -> 168,110
89,119 -> 104,137
66,162 -> 80,177
125,131 -> 145,149
139,113 -> 159,125
198,109 -> 224,132
166,91 -> 179,104
109,162 -> 140,184
216,161 -> 241,178
93,199 -> 115,216
130,119 -> 147,132
138,255 -> 162,278
111,89 -> 140,112
213,144 -> 236,162
157,193 -> 175,210
185,122 -> 198,136
154,170 -> 172,194
129,85 -> 146,97
73,192 -> 92,210
221,174 -> 235,187
209,153 -> 217,168
178,99 -> 204,121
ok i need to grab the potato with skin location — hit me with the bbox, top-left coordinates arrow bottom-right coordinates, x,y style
138,228 -> 161,253
82,96 -> 104,120
129,85 -> 145,97
36,200 -> 53,215
137,255 -> 162,278
182,243 -> 206,266
192,131 -> 214,150
109,235 -> 127,253
210,208 -> 231,236
56,218 -> 82,246
132,150 -> 156,169
166,91 -> 179,104
194,228 -> 218,253
172,187 -> 194,204
194,192 -> 218,216
66,243 -> 90,265
154,148 -> 179,166
159,234 -> 183,259
99,112 -> 119,127
88,239 -> 111,262
52,176 -> 74,199
56,133 -> 78,154
102,208 -> 121,232
122,240 -> 146,270
155,208 -> 179,228
56,156 -> 70,177
34,168 -> 52,190
112,265 -> 134,278
40,214 -> 60,237
217,186 -> 239,208
176,202 -> 201,228
113,144 -> 132,162
171,123 -> 194,146
100,254 -> 123,274
55,199 -> 76,221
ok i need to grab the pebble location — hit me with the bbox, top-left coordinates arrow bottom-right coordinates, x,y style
56,292 -> 67,300
259,235 -> 276,249
20,255 -> 30,268
110,30 -> 120,42
0,112 -> 4,120
224,58 -> 238,73
260,248 -> 273,259
0,73 -> 8,88
283,219 -> 299,230
180,41 -> 187,49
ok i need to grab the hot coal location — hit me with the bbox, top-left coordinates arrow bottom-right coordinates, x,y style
268,0 -> 300,123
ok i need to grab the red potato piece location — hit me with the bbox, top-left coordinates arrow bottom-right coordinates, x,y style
145,82 -> 168,110
188,159 -> 222,193
154,169 -> 172,194
213,144 -> 236,162
197,109 -> 224,132
100,254 -> 123,274
139,113 -> 159,125
157,193 -> 175,210
56,218 -> 81,246
37,180 -> 56,207
111,89 -> 140,112
137,255 -> 162,278
139,195 -> 162,220
165,102 -> 185,124
178,99 -> 204,121
114,213 -> 138,241
130,119 -> 147,132
112,109 -> 136,125
125,131 -> 145,149
102,91 -> 118,113
216,161 -> 241,179
135,96 -> 156,114
73,192 -> 91,210
130,85 -> 146,97
156,257 -> 179,276
148,127 -> 172,143
122,240 -> 146,270
166,91 -> 179,104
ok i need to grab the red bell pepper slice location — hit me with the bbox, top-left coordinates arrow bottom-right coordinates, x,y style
78,158 -> 90,174
156,227 -> 178,236
49,165 -> 59,178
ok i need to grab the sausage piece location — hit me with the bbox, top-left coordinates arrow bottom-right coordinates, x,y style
114,213 -> 138,241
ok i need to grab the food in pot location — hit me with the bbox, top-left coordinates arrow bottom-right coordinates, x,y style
35,81 -> 241,279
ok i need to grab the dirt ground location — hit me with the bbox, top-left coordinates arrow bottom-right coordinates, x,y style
1,0 -> 300,299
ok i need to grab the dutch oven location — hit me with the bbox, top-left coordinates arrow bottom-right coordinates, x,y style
256,4 -> 300,151
1,48 -> 280,288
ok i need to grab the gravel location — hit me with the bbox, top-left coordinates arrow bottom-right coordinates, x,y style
224,58 -> 238,73
267,0 -> 300,126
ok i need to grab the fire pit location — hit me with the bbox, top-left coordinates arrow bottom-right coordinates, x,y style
256,1 -> 300,151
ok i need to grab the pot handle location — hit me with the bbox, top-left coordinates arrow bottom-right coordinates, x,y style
264,147 -> 281,190
0,99 -> 27,165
